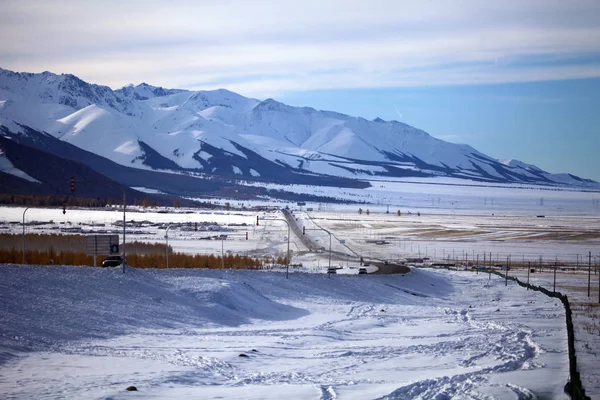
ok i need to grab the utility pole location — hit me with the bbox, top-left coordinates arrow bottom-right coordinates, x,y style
553,258 -> 557,293
328,232 -> 332,272
122,190 -> 126,274
505,255 -> 509,286
588,251 -> 592,297
22,207 -> 30,264
527,262 -> 530,289
259,215 -> 291,279
165,224 -> 173,268
304,226 -> 332,273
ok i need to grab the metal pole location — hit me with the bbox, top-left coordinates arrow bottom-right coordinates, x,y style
165,224 -> 172,269
527,262 -> 530,289
286,224 -> 290,279
505,255 -> 509,286
588,251 -> 592,297
328,231 -> 332,270
122,190 -> 126,274
22,207 -> 29,264
264,214 -> 292,278
553,259 -> 557,293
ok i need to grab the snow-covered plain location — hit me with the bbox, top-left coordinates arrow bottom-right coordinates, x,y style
2,177 -> 597,266
0,265 -> 569,399
0,182 -> 598,398
241,177 -> 600,216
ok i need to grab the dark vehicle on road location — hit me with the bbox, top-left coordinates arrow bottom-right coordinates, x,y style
102,255 -> 123,267
327,267 -> 337,274
358,267 -> 368,275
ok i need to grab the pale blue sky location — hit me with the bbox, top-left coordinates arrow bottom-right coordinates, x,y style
279,79 -> 600,181
1,0 -> 599,180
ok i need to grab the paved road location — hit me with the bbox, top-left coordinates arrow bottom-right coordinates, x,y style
282,209 -> 409,275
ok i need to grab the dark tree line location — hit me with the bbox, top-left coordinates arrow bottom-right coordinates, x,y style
0,193 -> 163,208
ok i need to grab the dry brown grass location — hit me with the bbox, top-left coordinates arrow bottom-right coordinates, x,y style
571,302 -> 600,340
514,232 -> 600,241
413,228 -> 484,238
0,233 -> 281,269
0,247 -> 274,269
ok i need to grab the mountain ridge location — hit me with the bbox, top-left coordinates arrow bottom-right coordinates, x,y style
0,67 -> 597,192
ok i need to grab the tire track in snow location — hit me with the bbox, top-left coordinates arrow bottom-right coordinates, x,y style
50,298 -> 545,396
376,309 -> 545,399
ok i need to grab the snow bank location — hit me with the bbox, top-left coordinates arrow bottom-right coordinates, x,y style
0,265 -> 568,399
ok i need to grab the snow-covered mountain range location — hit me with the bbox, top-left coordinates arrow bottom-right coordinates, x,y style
0,67 -> 597,196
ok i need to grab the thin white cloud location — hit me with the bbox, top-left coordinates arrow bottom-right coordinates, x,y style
1,0 -> 600,96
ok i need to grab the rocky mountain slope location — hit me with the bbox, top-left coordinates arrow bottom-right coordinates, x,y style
0,67 -> 597,194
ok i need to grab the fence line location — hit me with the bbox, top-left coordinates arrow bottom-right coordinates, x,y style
490,269 -> 590,400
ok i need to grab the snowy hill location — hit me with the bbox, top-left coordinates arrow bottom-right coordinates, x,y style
0,265 -> 570,399
0,67 -> 597,190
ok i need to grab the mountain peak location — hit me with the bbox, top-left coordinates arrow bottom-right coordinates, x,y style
0,67 -> 596,188
501,159 -> 543,172
117,82 -> 185,99
253,98 -> 295,114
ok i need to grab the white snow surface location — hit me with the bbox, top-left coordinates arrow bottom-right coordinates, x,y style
0,265 -> 569,399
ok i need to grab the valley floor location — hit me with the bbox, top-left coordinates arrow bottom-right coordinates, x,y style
0,265 -> 569,399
